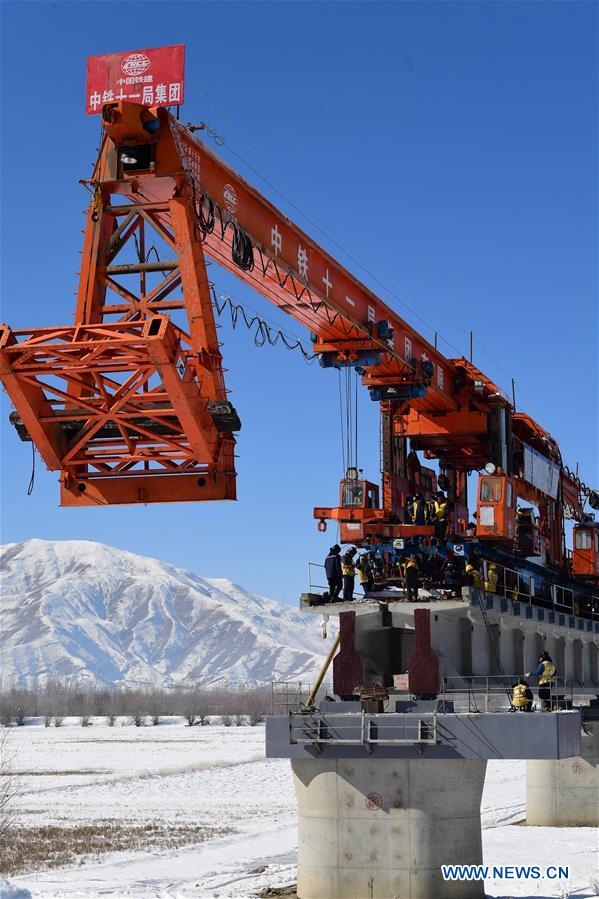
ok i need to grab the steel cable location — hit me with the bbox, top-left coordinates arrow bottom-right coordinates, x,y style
211,287 -> 317,363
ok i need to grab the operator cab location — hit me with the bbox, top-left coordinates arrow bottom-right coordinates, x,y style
340,468 -> 379,510
573,523 -> 599,580
476,472 -> 516,541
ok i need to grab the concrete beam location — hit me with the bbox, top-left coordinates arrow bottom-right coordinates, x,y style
266,711 -> 581,761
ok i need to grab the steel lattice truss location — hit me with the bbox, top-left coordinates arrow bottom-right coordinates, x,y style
0,184 -> 236,505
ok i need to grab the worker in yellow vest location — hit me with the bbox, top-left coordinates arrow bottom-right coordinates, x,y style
526,651 -> 556,711
511,679 -> 533,712
432,491 -> 449,538
404,556 -> 420,603
341,548 -> 357,603
465,561 -> 482,590
407,494 -> 429,526
484,563 -> 498,593
356,551 -> 374,594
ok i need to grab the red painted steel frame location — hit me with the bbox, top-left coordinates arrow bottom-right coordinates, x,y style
1,132 -> 237,505
0,101 -> 586,546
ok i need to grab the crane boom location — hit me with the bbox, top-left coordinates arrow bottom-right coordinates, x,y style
0,100 -> 595,578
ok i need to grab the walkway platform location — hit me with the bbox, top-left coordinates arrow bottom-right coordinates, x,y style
266,709 -> 582,760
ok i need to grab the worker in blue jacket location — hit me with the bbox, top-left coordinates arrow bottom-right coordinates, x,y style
324,545 -> 342,602
526,651 -> 556,711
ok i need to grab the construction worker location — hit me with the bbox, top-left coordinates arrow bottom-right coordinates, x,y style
484,562 -> 499,593
407,493 -> 429,526
324,545 -> 342,602
526,651 -> 556,712
404,556 -> 420,603
432,491 -> 449,538
511,679 -> 534,712
356,551 -> 374,594
443,556 -> 462,598
341,548 -> 357,603
465,559 -> 483,590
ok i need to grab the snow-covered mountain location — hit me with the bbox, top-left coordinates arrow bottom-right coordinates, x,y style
0,539 -> 332,687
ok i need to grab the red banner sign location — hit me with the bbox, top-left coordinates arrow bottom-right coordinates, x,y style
86,44 -> 185,115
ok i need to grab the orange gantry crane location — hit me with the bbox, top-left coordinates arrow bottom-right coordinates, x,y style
1,99 -> 597,582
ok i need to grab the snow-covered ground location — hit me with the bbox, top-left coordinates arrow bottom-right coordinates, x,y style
5,720 -> 598,898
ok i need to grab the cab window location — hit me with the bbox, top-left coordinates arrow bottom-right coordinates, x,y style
480,478 -> 502,502
366,487 -> 378,509
575,530 -> 592,550
342,482 -> 364,507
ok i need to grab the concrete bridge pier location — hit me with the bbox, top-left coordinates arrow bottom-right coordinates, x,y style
292,757 -> 487,899
526,719 -> 599,826
268,708 -> 581,899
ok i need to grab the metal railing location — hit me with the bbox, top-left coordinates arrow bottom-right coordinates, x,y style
271,680 -> 334,714
491,563 -> 534,603
307,562 -> 363,602
273,676 -> 583,718
305,557 -> 597,625
289,712 -> 439,747
482,560 -> 597,622
440,674 -> 574,713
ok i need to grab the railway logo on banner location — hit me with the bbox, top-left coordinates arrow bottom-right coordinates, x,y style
121,53 -> 151,77
86,44 -> 185,115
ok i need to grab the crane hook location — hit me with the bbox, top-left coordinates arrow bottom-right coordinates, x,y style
317,518 -> 327,533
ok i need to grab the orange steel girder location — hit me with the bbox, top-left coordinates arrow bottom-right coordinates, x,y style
1,101 -> 573,522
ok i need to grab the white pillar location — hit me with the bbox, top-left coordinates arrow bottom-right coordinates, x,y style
292,757 -> 487,899
582,640 -> 593,686
526,722 -> 599,826
471,624 -> 492,677
572,639 -> 584,685
545,634 -> 565,679
499,622 -> 516,677
590,643 -> 599,687
523,630 -> 542,673
564,637 -> 576,685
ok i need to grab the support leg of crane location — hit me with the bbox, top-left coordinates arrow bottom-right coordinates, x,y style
291,757 -> 487,898
526,719 -> 599,826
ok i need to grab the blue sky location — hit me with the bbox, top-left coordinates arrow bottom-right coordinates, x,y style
1,1 -> 597,604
